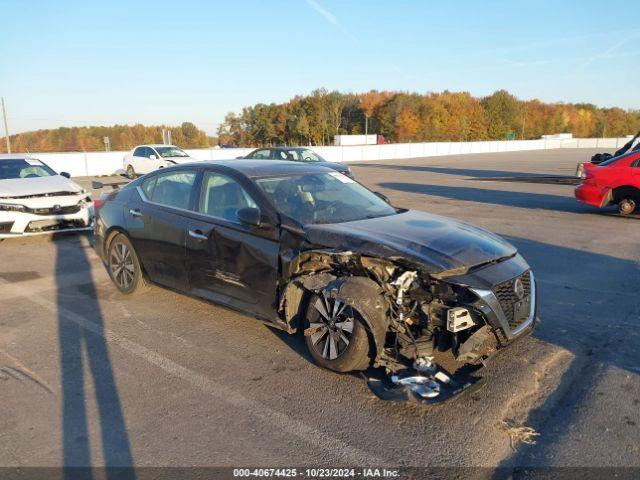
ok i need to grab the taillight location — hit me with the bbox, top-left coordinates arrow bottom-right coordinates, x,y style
94,199 -> 105,209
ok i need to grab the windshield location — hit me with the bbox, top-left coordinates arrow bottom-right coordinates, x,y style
155,146 -> 190,158
256,172 -> 396,224
0,159 -> 57,180
276,148 -> 325,163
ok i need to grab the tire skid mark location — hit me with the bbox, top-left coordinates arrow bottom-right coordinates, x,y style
0,358 -> 54,395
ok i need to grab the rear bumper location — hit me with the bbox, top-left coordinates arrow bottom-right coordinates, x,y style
575,183 -> 610,208
0,206 -> 92,239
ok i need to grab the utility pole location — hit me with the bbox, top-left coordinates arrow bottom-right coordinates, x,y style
1,97 -> 10,153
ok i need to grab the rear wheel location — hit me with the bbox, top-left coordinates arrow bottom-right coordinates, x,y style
304,290 -> 372,372
107,233 -> 147,294
618,197 -> 637,216
126,164 -> 136,179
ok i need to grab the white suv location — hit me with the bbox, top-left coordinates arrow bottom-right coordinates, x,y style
123,144 -> 193,178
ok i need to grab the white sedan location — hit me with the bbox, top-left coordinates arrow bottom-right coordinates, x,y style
123,144 -> 193,178
0,155 -> 92,238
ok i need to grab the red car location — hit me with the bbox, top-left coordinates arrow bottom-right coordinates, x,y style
575,151 -> 640,215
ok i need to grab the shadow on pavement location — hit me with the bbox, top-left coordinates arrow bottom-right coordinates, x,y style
491,235 -> 640,471
378,181 -> 598,214
355,164 -> 559,179
264,325 -> 316,364
54,233 -> 135,480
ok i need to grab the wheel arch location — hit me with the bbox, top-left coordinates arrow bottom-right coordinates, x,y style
103,227 -> 150,280
323,276 -> 389,360
612,185 -> 640,202
104,226 -> 128,258
281,274 -> 390,358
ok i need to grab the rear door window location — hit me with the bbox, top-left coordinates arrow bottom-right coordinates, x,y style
141,176 -> 157,198
133,147 -> 145,157
252,149 -> 272,159
276,149 -> 297,160
146,171 -> 197,210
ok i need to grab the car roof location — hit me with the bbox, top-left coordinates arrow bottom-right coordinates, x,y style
177,159 -> 335,178
139,144 -> 177,148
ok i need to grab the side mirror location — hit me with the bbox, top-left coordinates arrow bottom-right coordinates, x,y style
374,191 -> 390,204
149,154 -> 157,160
236,207 -> 261,227
60,172 -> 71,179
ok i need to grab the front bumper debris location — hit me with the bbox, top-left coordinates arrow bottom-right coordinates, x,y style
364,357 -> 485,405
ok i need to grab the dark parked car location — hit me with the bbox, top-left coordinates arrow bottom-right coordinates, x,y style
94,161 -> 536,397
243,147 -> 353,178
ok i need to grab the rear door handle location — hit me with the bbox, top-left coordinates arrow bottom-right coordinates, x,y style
188,229 -> 208,241
129,209 -> 142,217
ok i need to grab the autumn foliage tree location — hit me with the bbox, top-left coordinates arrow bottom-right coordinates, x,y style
2,122 -> 211,153
213,89 -> 640,147
359,90 -> 386,136
4,89 -> 640,152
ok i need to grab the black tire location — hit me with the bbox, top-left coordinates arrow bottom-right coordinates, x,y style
304,283 -> 374,373
126,164 -> 136,179
106,233 -> 148,294
618,197 -> 637,216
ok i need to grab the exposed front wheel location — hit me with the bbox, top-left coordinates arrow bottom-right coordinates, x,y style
618,197 -> 637,216
107,233 -> 147,294
126,165 -> 136,179
304,290 -> 372,372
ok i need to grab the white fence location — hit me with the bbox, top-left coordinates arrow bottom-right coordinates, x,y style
20,137 -> 630,177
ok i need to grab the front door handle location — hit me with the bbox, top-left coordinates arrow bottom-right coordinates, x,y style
129,208 -> 142,217
188,229 -> 208,241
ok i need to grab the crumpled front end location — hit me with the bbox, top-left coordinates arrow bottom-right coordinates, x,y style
278,246 -> 538,404
368,253 -> 536,362
366,253 -> 537,403
0,192 -> 93,238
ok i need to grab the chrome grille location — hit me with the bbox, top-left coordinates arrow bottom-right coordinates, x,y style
28,204 -> 81,215
492,271 -> 532,330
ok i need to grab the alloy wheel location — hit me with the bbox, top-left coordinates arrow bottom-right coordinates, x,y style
109,241 -> 135,290
619,198 -> 636,215
308,292 -> 355,360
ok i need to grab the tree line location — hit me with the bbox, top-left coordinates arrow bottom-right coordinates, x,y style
1,122 -> 212,153
3,90 -> 639,153
217,89 -> 640,146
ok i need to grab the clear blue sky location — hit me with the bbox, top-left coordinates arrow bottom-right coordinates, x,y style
1,0 -> 639,135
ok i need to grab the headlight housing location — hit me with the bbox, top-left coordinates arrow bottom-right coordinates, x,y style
0,203 -> 26,212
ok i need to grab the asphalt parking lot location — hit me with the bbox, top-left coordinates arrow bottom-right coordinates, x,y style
0,148 -> 638,471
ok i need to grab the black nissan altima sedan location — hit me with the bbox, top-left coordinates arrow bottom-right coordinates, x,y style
94,160 -> 537,378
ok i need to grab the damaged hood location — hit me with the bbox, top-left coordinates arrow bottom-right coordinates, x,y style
305,210 -> 517,276
0,175 -> 83,198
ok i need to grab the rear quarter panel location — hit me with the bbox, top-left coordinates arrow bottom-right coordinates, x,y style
94,187 -> 134,260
